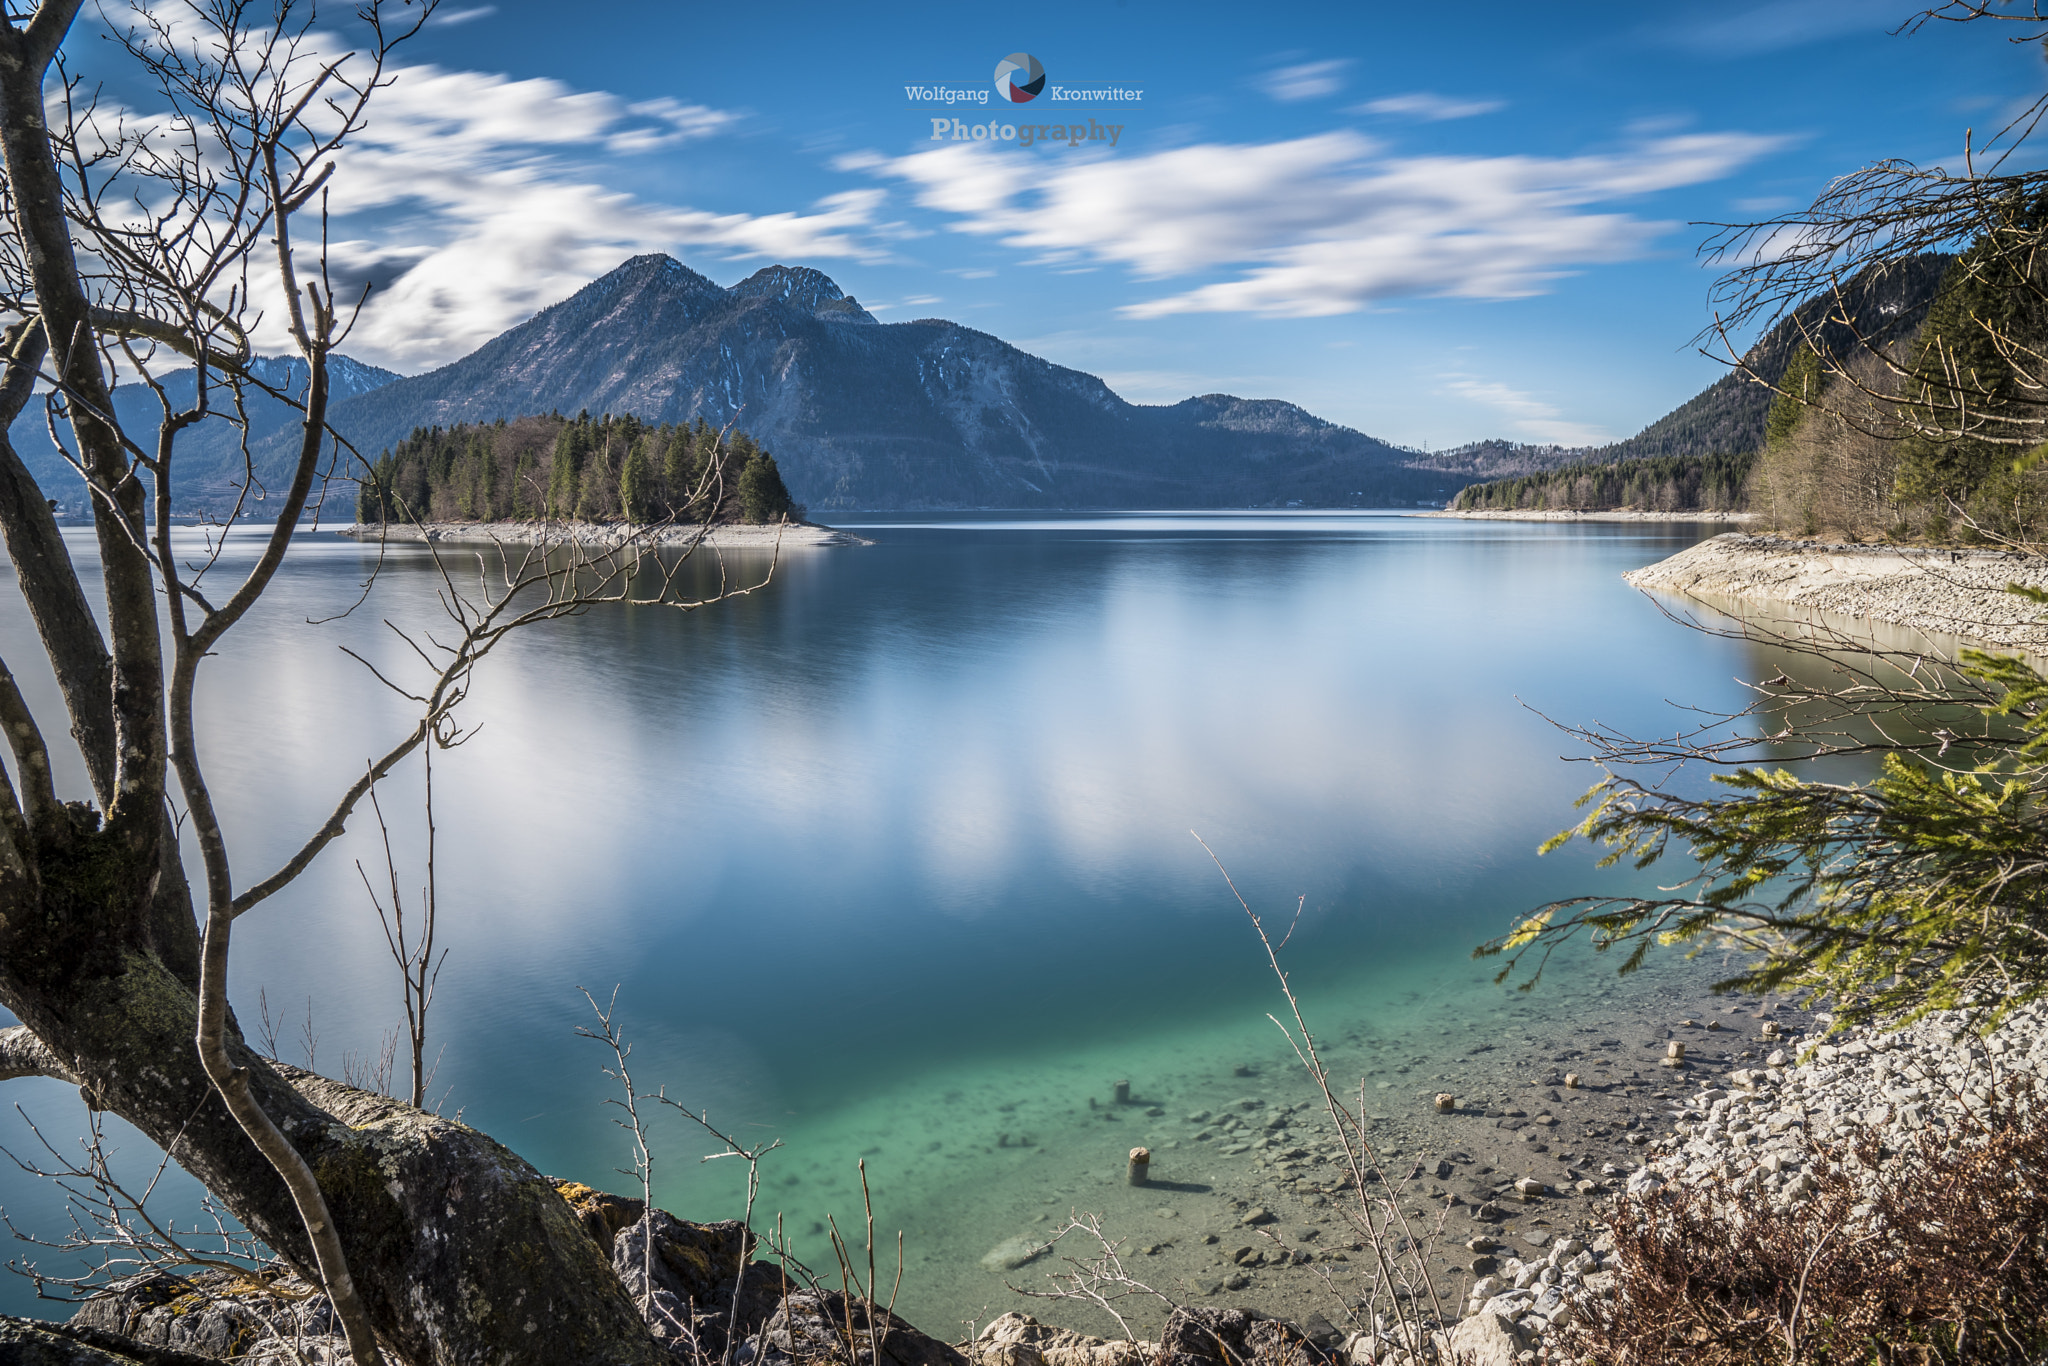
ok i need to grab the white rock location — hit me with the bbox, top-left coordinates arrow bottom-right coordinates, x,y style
1434,1311 -> 1522,1366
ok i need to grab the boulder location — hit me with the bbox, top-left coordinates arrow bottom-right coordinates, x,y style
970,1312 -> 1152,1366
0,1314 -> 227,1366
613,1210 -> 785,1360
1432,1310 -> 1522,1366
66,1270 -> 347,1363
738,1288 -> 967,1366
1157,1307 -> 1324,1366
554,1178 -> 647,1251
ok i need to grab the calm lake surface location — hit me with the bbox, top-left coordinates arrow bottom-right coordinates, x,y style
0,511 -> 1795,1326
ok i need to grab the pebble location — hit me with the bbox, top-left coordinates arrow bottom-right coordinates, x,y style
1641,1002 -> 2048,1219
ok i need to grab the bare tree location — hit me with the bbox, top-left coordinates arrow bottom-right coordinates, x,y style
0,2 -> 779,1361
358,747 -> 447,1111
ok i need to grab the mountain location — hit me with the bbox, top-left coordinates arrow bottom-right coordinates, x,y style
8,353 -> 401,512
313,255 -> 1452,510
1429,253 -> 1954,509
12,256 -> 1455,512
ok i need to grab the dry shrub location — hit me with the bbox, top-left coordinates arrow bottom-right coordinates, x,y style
1562,1090 -> 2048,1365
1749,354 -> 1909,541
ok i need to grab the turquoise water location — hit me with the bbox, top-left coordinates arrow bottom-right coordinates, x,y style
0,512 -> 1783,1325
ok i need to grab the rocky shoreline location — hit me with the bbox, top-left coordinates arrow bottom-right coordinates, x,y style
17,980 -> 2041,1366
1418,510 -> 1757,524
1641,1001 -> 2046,1202
1624,532 -> 2048,652
336,519 -> 874,548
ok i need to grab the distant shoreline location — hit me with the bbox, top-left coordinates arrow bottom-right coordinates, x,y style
336,519 -> 874,548
1417,508 -> 1759,523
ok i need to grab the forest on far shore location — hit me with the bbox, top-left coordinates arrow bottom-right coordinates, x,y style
355,411 -> 799,526
1450,450 -> 1754,515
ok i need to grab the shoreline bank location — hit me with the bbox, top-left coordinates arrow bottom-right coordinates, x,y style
1623,532 -> 2048,653
1417,509 -> 1758,524
336,519 -> 874,548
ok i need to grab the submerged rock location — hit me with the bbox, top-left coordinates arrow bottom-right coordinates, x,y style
979,1235 -> 1051,1271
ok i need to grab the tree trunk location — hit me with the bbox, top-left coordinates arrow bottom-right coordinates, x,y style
0,812 -> 667,1364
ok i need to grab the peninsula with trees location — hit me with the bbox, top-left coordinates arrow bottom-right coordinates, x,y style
355,412 -> 799,529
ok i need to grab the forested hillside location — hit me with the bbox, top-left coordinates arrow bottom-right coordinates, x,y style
1436,254 -> 1951,512
1451,451 -> 1754,512
356,411 -> 798,526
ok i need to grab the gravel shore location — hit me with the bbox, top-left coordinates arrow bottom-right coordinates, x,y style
1641,1002 -> 2047,1204
1417,510 -> 1758,524
1624,533 -> 2048,652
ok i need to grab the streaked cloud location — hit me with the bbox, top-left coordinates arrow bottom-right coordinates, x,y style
855,128 -> 1786,319
1440,375 -> 1608,446
1259,59 -> 1350,102
1356,92 -> 1505,122
1662,0 -> 1905,55
302,63 -> 893,370
428,5 -> 496,25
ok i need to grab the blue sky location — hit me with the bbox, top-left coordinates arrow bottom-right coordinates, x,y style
72,0 -> 2044,449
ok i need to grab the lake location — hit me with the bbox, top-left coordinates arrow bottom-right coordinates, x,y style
0,511 -> 1804,1333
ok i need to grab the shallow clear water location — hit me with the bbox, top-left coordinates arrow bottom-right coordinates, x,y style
0,511 -> 1794,1326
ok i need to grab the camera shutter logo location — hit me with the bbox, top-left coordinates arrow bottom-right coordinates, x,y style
994,53 -> 1045,104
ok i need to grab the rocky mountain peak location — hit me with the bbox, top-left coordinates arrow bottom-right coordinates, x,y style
731,265 -> 876,323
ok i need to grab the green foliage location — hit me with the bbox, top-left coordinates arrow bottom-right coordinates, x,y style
354,412 -> 794,527
1763,343 -> 1823,449
1452,451 -> 1754,513
1895,203 -> 2048,514
618,437 -> 653,523
1483,625 -> 2048,1031
737,450 -> 794,524
547,421 -> 586,518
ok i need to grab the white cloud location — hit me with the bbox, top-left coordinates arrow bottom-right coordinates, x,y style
428,5 -> 496,25
1440,375 -> 1608,446
295,62 -> 895,369
80,11 -> 905,373
1260,59 -> 1350,102
1356,92 -> 1505,121
1663,0 -> 1904,55
856,129 -> 1785,319
866,294 -> 942,313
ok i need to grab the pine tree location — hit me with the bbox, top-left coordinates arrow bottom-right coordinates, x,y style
1896,200 -> 2048,515
660,427 -> 691,515
738,449 -> 795,523
619,435 -> 653,523
548,420 -> 588,518
1765,343 -> 1823,448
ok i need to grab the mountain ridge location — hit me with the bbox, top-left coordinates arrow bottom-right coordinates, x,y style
1411,253 -> 1954,487
10,255 -> 1457,511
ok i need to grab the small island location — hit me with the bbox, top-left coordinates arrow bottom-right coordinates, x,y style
348,412 -> 866,546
